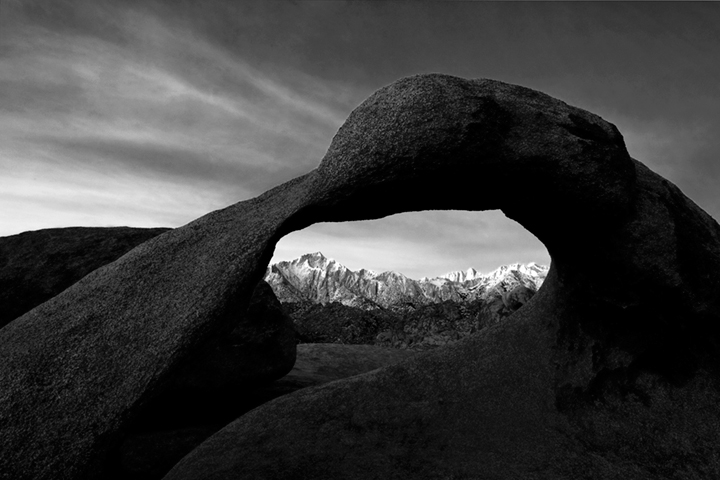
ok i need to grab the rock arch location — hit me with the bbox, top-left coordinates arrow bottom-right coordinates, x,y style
1,74 -> 719,479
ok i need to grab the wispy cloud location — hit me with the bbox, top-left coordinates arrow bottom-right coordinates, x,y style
0,3 -> 355,236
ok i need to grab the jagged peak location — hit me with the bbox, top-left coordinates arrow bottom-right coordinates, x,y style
265,253 -> 549,310
292,251 -> 340,270
376,270 -> 409,281
269,253 -> 547,285
357,268 -> 378,278
484,262 -> 546,276
297,251 -> 328,262
439,267 -> 483,282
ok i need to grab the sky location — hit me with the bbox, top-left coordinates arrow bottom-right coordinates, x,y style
1,1 -> 719,279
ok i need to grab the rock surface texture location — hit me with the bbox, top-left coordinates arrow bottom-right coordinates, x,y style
104,280 -> 296,480
286,296 -> 526,349
170,279 -> 296,390
0,227 -> 169,329
2,74 -> 720,479
274,343 -> 418,390
110,344 -> 412,480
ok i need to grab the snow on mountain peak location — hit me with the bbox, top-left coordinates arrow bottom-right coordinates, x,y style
265,253 -> 549,308
297,251 -> 331,267
438,266 -> 483,283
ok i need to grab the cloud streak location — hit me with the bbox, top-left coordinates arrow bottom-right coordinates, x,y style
0,2 -> 354,236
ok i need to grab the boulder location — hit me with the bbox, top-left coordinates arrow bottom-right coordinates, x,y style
0,227 -> 169,329
481,284 -> 537,322
502,284 -> 535,311
2,74 -> 719,479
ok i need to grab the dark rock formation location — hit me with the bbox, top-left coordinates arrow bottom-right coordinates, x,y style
171,280 -> 296,389
501,284 -> 535,311
0,226 -> 296,480
102,280 -> 296,480
287,297 -> 515,349
480,284 -> 538,323
288,300 -> 395,345
0,227 -> 169,329
109,343 -> 412,480
112,427 -> 215,480
2,74 -> 720,480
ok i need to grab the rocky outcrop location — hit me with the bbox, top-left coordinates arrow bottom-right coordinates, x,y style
265,251 -> 547,307
286,295 -> 527,350
0,227 -> 169,329
287,301 -> 396,345
2,74 -> 720,480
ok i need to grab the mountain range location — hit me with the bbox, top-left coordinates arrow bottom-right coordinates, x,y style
264,252 -> 548,309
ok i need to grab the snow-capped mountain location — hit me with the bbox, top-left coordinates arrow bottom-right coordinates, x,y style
435,267 -> 482,283
264,252 -> 548,309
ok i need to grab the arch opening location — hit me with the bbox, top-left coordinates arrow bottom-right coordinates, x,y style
266,209 -> 550,349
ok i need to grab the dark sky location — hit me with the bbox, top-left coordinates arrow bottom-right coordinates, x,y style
2,1 -> 719,278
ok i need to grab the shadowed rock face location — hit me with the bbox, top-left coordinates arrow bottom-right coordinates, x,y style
2,74 -> 720,479
0,227 -> 169,330
103,279 -> 296,480
276,343 -> 419,390
108,344 -> 412,480
170,279 -> 296,390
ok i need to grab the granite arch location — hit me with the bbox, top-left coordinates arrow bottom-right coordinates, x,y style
1,74 -> 719,479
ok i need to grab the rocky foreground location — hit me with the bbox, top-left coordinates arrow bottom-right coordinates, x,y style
2,74 -> 720,479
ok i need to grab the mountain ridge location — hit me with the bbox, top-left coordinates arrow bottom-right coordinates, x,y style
264,252 -> 548,309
